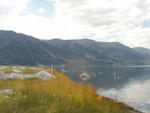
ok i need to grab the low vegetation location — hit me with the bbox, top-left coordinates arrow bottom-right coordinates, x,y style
0,66 -> 139,113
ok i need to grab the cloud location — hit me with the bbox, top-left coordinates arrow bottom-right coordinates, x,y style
0,0 -> 29,16
56,0 -> 137,27
0,13 -> 87,40
123,27 -> 150,48
37,8 -> 46,13
54,0 -> 150,48
0,0 -> 86,40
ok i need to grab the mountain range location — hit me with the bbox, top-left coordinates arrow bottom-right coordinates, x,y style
0,30 -> 150,66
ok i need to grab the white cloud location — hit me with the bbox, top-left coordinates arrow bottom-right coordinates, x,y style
123,27 -> 150,48
0,0 -> 29,16
0,0 -> 89,40
54,0 -> 150,48
0,13 -> 87,40
37,8 -> 46,13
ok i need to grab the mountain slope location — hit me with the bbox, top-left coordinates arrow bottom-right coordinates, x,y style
73,39 -> 145,60
133,47 -> 150,56
0,30 -> 148,66
47,39 -> 147,64
46,39 -> 114,65
0,30 -> 66,65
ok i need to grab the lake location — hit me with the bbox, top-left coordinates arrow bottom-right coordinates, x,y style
56,65 -> 150,113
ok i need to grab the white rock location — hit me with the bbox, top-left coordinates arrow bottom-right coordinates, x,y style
0,73 -> 31,80
12,68 -> 22,73
35,71 -> 55,80
0,71 -> 55,80
0,89 -> 13,94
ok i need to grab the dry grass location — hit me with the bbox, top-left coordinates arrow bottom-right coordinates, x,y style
0,68 -> 137,113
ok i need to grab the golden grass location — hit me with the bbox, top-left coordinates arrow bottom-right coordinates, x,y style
0,68 -> 137,113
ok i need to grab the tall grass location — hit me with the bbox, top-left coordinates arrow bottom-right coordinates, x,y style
0,69 -> 137,113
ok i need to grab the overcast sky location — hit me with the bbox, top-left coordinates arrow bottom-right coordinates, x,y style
0,0 -> 150,48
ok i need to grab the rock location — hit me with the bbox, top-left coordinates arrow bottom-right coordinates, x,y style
35,71 -> 55,80
12,68 -> 22,73
0,71 -> 55,80
0,89 -> 13,94
0,73 -> 31,80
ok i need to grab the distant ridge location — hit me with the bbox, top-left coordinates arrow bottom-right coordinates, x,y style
0,30 -> 149,66
133,47 -> 150,56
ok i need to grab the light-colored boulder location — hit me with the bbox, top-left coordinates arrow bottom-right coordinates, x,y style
12,68 -> 22,73
0,89 -> 13,94
0,71 -> 55,80
35,71 -> 55,80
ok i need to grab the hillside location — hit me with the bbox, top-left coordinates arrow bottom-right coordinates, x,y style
0,30 -> 149,66
47,39 -> 146,63
0,30 -> 66,65
133,47 -> 150,56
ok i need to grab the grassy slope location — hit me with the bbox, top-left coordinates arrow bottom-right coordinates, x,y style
0,67 -> 139,113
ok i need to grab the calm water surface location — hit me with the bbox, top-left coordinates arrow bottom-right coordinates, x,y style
56,65 -> 150,113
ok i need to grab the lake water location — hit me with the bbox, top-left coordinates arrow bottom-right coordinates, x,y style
56,65 -> 150,113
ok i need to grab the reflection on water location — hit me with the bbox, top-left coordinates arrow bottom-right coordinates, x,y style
97,79 -> 150,113
56,65 -> 150,112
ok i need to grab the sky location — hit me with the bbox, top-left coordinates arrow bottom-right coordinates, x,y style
0,0 -> 150,48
